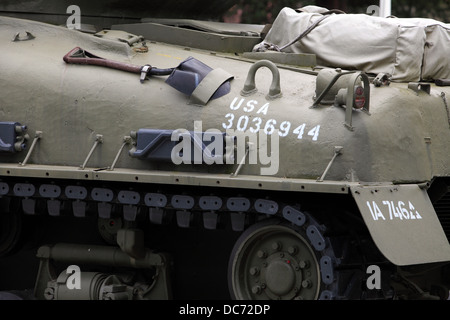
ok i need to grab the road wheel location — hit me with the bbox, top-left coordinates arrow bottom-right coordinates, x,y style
228,218 -> 337,300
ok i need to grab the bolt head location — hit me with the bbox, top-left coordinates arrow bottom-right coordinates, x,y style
249,267 -> 259,276
252,286 -> 261,294
257,250 -> 267,258
288,246 -> 298,255
302,279 -> 312,288
299,260 -> 310,269
272,242 -> 281,250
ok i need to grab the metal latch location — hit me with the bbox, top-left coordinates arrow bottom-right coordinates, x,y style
373,73 -> 391,87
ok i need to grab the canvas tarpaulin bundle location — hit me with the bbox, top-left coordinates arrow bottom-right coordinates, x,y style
254,6 -> 450,82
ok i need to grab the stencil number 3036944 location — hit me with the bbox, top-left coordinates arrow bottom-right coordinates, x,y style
222,113 -> 321,141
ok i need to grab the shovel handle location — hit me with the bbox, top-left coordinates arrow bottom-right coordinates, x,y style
63,47 -> 142,74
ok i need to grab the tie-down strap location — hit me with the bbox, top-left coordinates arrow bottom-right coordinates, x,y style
190,68 -> 234,106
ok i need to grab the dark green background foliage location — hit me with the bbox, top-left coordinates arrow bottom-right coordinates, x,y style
223,0 -> 449,24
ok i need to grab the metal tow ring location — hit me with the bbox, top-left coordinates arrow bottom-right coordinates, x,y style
241,60 -> 282,100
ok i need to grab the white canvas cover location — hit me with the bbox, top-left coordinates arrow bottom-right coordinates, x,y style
254,7 -> 450,81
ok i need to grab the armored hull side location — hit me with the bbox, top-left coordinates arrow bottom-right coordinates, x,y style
1,16 -> 449,184
1,14 -> 450,300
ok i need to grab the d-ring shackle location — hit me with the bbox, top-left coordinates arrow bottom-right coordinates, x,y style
241,60 -> 282,100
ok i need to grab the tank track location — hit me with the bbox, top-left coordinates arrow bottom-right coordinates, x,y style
0,175 -> 393,300
0,176 -> 324,231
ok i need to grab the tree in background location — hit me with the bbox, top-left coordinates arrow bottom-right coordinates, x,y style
223,0 -> 450,24
392,0 -> 450,22
223,1 -> 314,24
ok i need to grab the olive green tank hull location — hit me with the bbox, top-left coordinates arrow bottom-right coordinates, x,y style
1,16 -> 449,186
1,13 -> 450,300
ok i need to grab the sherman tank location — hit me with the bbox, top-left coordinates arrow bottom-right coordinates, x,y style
1,2 -> 450,301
